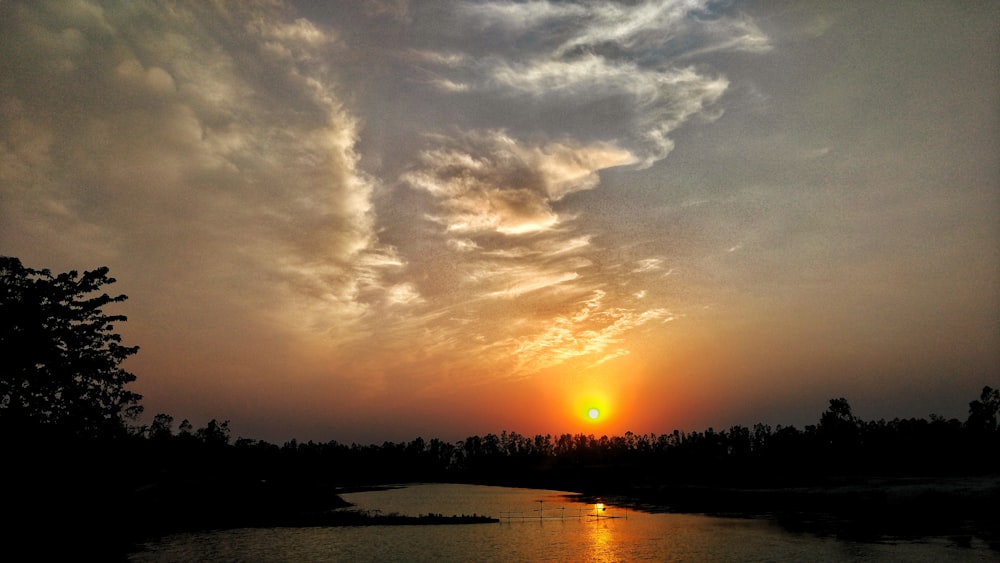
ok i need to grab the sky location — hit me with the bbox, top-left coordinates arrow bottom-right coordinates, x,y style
2,0 -> 997,444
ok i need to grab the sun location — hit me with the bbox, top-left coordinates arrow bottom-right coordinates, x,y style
570,388 -> 611,426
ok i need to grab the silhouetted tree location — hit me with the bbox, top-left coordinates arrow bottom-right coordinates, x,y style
966,386 -> 999,433
148,413 -> 175,440
964,386 -> 1000,471
197,418 -> 232,446
820,397 -> 856,427
0,256 -> 141,439
819,397 -> 860,451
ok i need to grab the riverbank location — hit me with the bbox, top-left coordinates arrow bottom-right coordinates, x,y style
129,479 -> 498,533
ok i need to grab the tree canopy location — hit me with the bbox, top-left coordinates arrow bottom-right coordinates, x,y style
0,256 -> 142,439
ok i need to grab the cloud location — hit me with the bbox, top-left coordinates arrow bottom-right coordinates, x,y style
589,349 -> 631,369
460,0 -> 770,56
633,258 -> 666,273
485,269 -> 581,300
0,0 -> 787,426
484,55 -> 728,166
461,0 -> 587,33
548,1 -> 696,57
381,0 -> 770,380
678,11 -> 773,57
404,130 -> 635,235
493,290 -> 672,377
0,1 -> 398,342
415,1 -> 756,166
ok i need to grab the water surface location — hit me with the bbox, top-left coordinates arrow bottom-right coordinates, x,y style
130,483 -> 993,561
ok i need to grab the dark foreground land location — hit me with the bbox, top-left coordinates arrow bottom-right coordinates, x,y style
6,471 -> 498,560
6,391 -> 999,558
128,479 -> 497,533
7,452 -> 999,560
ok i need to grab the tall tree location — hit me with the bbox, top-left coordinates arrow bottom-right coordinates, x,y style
0,256 -> 142,439
966,386 -> 999,433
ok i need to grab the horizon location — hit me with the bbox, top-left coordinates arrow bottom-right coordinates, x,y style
160,386 -> 997,446
2,1 -> 997,446
163,389 -> 993,447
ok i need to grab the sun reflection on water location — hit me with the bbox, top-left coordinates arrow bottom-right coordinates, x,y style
587,517 -> 617,562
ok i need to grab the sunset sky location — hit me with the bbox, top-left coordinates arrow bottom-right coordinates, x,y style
2,1 -> 997,444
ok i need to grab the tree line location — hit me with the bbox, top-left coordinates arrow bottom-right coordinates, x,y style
125,388 -> 999,492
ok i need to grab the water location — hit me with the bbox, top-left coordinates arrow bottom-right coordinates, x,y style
129,483 -> 994,561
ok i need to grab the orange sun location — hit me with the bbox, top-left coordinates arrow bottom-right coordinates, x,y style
567,386 -> 613,427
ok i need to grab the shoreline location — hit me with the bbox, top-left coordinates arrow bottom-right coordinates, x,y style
567,474 -> 1000,548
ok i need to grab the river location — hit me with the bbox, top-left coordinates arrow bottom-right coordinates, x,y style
128,483 -> 994,561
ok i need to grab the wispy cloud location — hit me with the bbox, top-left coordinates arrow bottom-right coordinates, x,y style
493,290 -> 673,377
363,0 -> 770,380
419,0 -> 762,165
404,130 -> 635,235
0,1 -> 767,376
0,1 -> 401,343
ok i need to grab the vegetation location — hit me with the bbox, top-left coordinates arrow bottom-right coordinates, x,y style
125,391 -> 1000,490
0,256 -> 141,440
